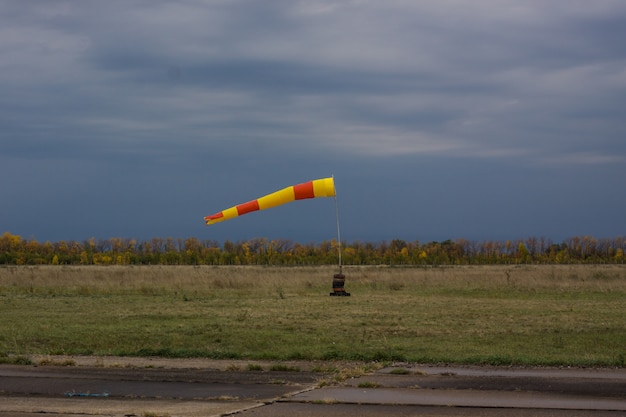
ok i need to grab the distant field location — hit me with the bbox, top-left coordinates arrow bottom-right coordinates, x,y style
1,264 -> 625,367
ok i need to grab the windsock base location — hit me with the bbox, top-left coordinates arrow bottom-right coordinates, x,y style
329,273 -> 350,296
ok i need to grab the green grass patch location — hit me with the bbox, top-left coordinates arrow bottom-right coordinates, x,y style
270,364 -> 300,372
1,265 -> 625,367
358,381 -> 383,388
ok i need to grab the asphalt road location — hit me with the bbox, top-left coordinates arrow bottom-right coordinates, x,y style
1,357 -> 625,417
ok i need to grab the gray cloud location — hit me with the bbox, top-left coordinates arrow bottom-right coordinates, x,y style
1,0 -> 625,242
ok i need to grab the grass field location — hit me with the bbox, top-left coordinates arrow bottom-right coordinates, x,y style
1,264 -> 625,367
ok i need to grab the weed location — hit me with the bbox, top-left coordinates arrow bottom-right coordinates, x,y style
247,363 -> 263,371
236,310 -> 250,322
358,381 -> 383,388
0,355 -> 32,365
38,357 -> 76,366
389,368 -> 411,375
276,286 -> 285,299
225,363 -> 240,371
270,364 -> 300,372
311,365 -> 339,373
313,398 -> 339,404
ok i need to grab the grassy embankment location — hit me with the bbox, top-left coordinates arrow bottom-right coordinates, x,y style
1,264 -> 625,367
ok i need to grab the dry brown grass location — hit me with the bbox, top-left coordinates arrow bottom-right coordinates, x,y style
2,264 -> 624,293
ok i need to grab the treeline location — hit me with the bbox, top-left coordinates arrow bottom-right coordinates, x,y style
2,232 -> 624,266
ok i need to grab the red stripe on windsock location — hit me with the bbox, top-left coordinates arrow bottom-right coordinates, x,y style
236,200 -> 260,215
205,212 -> 224,221
293,181 -> 315,200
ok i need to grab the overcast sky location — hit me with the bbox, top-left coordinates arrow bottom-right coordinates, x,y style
2,0 -> 625,245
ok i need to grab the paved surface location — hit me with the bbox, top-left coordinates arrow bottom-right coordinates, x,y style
1,357 -> 625,417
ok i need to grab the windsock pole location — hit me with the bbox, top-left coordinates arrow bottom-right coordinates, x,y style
335,193 -> 342,275
330,176 -> 350,296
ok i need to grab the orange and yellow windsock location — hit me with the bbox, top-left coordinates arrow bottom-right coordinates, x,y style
204,177 -> 336,226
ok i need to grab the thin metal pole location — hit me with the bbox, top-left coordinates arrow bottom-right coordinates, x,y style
334,194 -> 342,274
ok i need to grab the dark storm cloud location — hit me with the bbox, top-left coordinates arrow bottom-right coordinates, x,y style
1,0 -> 625,242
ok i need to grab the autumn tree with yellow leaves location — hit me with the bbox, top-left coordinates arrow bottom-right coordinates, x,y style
1,231 -> 625,266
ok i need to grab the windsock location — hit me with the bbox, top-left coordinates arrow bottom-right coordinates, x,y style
204,177 -> 336,225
